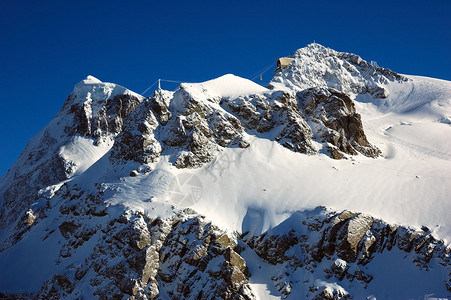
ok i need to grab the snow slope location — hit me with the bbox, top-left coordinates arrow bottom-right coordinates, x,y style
198,74 -> 269,98
118,73 -> 451,243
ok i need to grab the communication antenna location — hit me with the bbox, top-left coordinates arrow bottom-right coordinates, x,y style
259,74 -> 263,81
158,79 -> 161,90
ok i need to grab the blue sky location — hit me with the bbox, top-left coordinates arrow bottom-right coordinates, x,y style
0,0 -> 450,175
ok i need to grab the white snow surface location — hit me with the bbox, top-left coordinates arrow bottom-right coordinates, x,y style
188,74 -> 269,98
185,74 -> 451,242
73,75 -> 142,102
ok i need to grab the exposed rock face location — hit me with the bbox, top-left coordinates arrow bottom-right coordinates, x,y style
162,84 -> 248,168
109,97 -> 162,165
244,207 -> 451,298
7,204 -> 450,298
64,93 -> 142,142
223,91 -> 317,154
107,74 -> 379,171
221,88 -> 379,158
0,132 -> 68,233
149,89 -> 172,125
107,59 -> 384,169
35,187 -> 254,300
21,179 -> 451,300
157,215 -> 253,299
298,88 -> 381,158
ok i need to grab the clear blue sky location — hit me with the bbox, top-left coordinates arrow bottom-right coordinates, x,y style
1,0 -> 450,175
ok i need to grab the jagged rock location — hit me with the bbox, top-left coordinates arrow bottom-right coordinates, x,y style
312,285 -> 350,300
58,221 -> 79,239
112,68 -> 383,170
40,274 -> 75,299
298,88 -> 381,158
32,203 -> 254,299
335,214 -> 374,262
222,87 -> 379,159
331,259 -> 348,280
270,43 -> 409,98
65,93 -> 142,141
166,113 -> 218,168
150,89 -> 173,125
245,231 -> 300,265
110,98 -> 162,164
225,94 -> 275,133
273,96 -> 317,154
215,232 -> 237,250
245,207 -> 450,297
224,247 -> 251,277
159,84 -> 249,168
0,152 -> 67,233
25,209 -> 36,226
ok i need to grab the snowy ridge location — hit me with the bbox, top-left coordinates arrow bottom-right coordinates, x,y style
0,45 -> 450,299
0,76 -> 143,230
196,74 -> 269,98
71,75 -> 142,113
270,43 -> 408,99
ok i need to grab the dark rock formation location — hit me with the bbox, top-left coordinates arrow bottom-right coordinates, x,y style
38,201 -> 255,299
298,88 -> 381,158
109,98 -> 162,165
244,207 -> 451,298
64,93 -> 142,142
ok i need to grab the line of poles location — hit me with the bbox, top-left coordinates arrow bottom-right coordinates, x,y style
140,62 -> 277,97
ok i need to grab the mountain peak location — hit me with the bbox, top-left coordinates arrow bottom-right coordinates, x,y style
270,44 -> 408,99
303,41 -> 329,52
83,75 -> 102,83
193,73 -> 268,98
74,75 -> 103,89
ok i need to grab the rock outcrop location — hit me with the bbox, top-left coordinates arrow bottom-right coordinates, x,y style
108,73 -> 380,171
244,207 -> 451,298
36,188 -> 255,299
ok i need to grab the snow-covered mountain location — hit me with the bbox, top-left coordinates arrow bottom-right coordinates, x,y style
0,43 -> 450,299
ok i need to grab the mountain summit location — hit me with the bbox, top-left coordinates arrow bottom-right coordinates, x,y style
270,43 -> 408,98
0,44 -> 450,299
